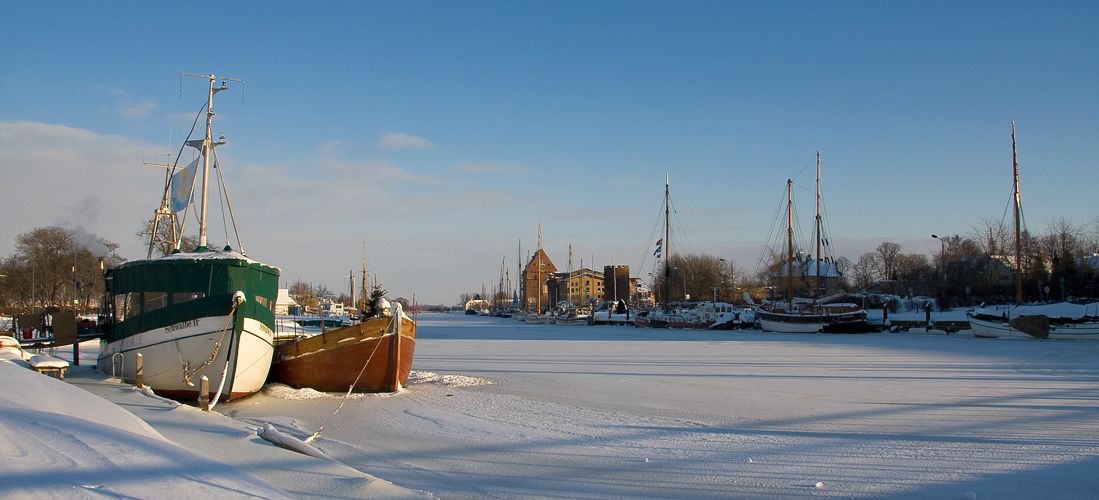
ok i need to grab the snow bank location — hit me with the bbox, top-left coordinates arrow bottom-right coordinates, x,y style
406,370 -> 494,387
0,361 -> 296,499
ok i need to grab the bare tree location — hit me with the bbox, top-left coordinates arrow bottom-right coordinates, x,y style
873,242 -> 902,281
834,256 -> 853,290
136,219 -> 200,257
852,253 -> 878,290
1,226 -> 122,312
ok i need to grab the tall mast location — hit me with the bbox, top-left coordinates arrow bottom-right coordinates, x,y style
664,173 -> 670,312
517,239 -> 521,308
815,152 -> 822,298
181,73 -> 241,250
568,244 -> 574,307
537,224 -> 543,313
361,242 -> 367,312
787,179 -> 794,303
1012,121 -> 1022,304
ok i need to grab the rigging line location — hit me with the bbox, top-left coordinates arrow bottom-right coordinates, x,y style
157,102 -> 206,218
215,155 -> 229,247
211,149 -> 244,253
754,187 -> 789,276
305,316 -> 397,444
667,196 -> 695,256
791,155 -> 816,184
638,193 -> 667,277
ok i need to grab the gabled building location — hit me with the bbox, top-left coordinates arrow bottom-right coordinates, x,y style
771,258 -> 841,298
521,249 -> 557,312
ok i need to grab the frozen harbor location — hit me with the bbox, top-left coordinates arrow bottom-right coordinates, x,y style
226,313 -> 1099,499
4,312 -> 1099,499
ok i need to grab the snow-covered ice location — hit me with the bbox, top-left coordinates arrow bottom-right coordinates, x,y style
4,312 -> 1099,499
227,314 -> 1099,499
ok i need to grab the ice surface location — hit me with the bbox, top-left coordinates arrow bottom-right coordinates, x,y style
221,313 -> 1099,499
5,314 -> 1099,499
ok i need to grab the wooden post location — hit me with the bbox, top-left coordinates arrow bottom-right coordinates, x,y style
135,353 -> 144,389
199,376 -> 210,411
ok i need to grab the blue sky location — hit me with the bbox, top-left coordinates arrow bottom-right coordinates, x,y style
2,1 -> 1096,304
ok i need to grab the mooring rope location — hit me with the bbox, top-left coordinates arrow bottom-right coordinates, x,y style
304,314 -> 398,444
182,296 -> 242,386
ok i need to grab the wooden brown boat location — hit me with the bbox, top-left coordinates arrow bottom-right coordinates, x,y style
270,304 -> 416,392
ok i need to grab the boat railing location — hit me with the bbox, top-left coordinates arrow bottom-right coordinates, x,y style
110,352 -> 124,380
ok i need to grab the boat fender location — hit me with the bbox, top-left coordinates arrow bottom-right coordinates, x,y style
704,313 -> 710,320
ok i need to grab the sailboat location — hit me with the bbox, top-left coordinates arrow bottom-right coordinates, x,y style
554,245 -> 592,326
523,225 -> 554,324
755,153 -> 868,333
97,74 -> 281,402
966,123 -> 1099,339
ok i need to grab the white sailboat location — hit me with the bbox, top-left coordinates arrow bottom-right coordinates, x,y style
966,123 -> 1099,339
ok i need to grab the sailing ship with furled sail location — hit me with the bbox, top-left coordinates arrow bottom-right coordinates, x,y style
755,153 -> 867,333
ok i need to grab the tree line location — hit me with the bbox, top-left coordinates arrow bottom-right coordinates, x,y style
0,226 -> 125,314
649,216 -> 1099,307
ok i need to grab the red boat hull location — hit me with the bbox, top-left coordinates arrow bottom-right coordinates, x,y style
270,315 -> 416,392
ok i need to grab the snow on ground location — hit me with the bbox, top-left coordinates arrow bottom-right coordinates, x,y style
4,313 -> 1099,499
1,340 -> 431,500
222,314 -> 1099,499
0,359 -> 297,499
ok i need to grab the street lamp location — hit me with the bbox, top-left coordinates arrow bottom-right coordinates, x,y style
931,235 -> 945,284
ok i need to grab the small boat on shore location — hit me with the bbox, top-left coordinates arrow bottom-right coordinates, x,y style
554,307 -> 591,326
967,302 -> 1099,340
269,300 -> 416,392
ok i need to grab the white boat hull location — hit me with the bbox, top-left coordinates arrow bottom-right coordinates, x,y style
97,315 -> 273,400
554,316 -> 590,326
967,313 -> 1099,340
758,317 -> 826,333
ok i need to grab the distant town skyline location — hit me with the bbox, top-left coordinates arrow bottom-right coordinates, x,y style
2,2 -> 1096,304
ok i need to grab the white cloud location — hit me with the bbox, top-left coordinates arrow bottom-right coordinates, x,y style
93,85 -> 157,119
117,100 -> 157,119
0,121 -> 165,260
453,161 -> 530,175
377,132 -> 436,150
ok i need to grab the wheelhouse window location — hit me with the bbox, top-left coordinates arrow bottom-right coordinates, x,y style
145,292 -> 168,313
173,291 -> 205,304
254,294 -> 272,312
114,293 -> 128,322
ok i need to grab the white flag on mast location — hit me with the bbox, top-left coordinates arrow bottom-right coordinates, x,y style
169,157 -> 199,214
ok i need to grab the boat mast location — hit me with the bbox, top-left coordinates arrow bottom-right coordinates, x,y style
537,224 -> 543,313
361,242 -> 368,313
787,179 -> 794,304
181,73 -> 241,250
815,152 -> 822,298
568,244 -> 574,307
664,173 -> 670,312
1012,121 -> 1022,304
